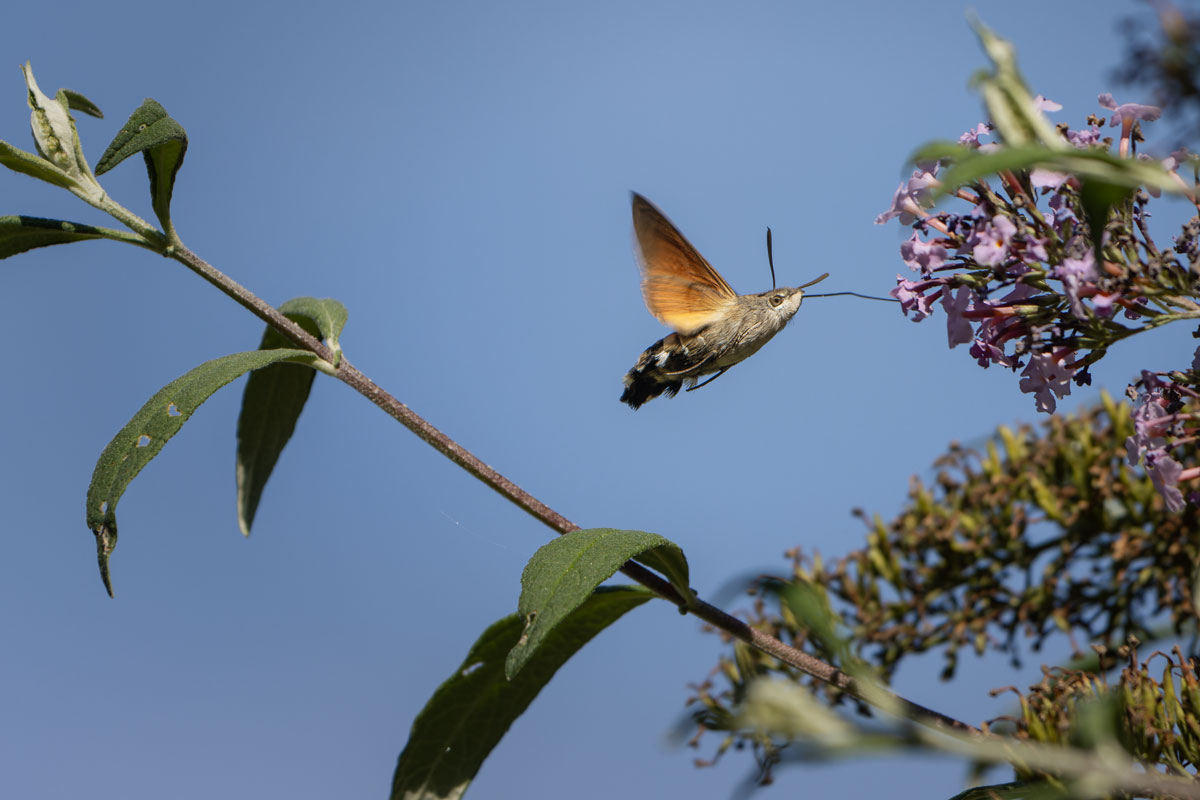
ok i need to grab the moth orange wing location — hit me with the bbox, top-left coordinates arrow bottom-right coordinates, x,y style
631,193 -> 738,336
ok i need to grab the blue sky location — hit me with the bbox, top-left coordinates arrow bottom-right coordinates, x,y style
2,2 -> 1194,798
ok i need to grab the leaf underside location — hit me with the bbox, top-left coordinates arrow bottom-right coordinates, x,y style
235,297 -> 347,534
0,215 -> 109,259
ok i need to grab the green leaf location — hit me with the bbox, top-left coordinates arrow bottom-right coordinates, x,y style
0,215 -> 146,259
59,89 -> 103,119
94,99 -> 188,235
392,586 -> 653,800
909,140 -> 970,165
781,582 -> 872,676
1079,178 -> 1134,264
505,527 -> 686,678
946,780 -> 1066,800
87,348 -> 317,597
632,546 -> 694,608
967,20 -> 1063,150
0,140 -> 73,188
145,136 -> 186,235
931,145 -> 1178,201
735,679 -> 857,745
94,99 -> 183,175
235,298 -> 347,534
55,90 -> 95,188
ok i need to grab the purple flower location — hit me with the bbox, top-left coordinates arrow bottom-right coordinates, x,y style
995,282 -> 1038,305
970,332 -> 1024,369
1033,95 -> 1062,114
971,318 -> 1019,368
877,168 -> 939,225
900,232 -> 948,275
1092,292 -> 1120,318
1030,169 -> 1068,189
891,276 -> 937,322
1126,392 -> 1168,466
943,285 -> 974,348
1018,351 -> 1075,413
1122,296 -> 1147,319
969,340 -> 1004,368
1050,252 -> 1098,319
1047,191 -> 1077,232
959,123 -> 992,147
1165,147 -> 1192,172
1067,127 -> 1102,147
1013,235 -> 1048,267
967,284 -> 1035,369
1145,448 -> 1186,512
968,214 -> 1017,266
1140,369 -> 1165,390
1098,93 -> 1162,126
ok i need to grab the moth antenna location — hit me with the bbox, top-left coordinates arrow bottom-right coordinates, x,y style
797,272 -> 830,290
766,227 -> 776,290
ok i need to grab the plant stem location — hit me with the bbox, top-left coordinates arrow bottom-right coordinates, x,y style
337,348 -> 978,735
169,242 -> 978,736
170,245 -> 338,363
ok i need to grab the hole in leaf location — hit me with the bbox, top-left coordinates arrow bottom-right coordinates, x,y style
136,434 -> 151,447
166,402 -> 181,417
100,500 -> 108,514
460,661 -> 483,677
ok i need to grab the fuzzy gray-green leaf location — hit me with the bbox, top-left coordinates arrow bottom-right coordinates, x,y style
235,298 -> 347,535
87,349 -> 316,596
95,99 -> 184,175
275,297 -> 347,355
22,63 -> 81,176
94,99 -> 188,233
392,586 -> 652,800
505,528 -> 686,678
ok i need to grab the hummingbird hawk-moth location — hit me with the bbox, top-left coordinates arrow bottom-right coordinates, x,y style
620,193 -> 829,409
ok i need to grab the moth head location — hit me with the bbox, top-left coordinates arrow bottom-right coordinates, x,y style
755,272 -> 829,323
755,286 -> 806,322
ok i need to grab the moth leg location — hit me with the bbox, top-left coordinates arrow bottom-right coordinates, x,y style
663,351 -> 715,378
686,367 -> 730,392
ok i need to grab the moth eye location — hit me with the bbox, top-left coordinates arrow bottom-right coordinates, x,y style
769,294 -> 783,307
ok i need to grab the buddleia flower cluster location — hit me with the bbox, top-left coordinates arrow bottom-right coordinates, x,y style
877,88 -> 1200,511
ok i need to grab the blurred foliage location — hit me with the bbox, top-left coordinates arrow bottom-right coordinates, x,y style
993,641 -> 1200,777
689,393 -> 1200,783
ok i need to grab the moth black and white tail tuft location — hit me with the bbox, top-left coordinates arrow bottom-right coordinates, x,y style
620,333 -> 706,409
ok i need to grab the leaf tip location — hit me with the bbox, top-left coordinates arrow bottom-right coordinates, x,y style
93,523 -> 116,598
